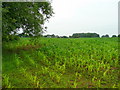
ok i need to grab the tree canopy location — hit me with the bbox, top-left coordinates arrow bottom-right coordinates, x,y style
101,34 -> 109,38
112,35 -> 117,37
71,33 -> 100,38
118,34 -> 120,37
2,1 -> 54,41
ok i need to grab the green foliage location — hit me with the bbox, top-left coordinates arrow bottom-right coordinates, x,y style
101,34 -> 109,38
2,37 -> 119,88
2,2 -> 54,41
2,35 -> 20,42
118,34 -> 120,37
72,33 -> 100,38
112,35 -> 117,37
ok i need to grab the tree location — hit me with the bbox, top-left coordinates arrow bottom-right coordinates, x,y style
112,35 -> 117,37
61,36 -> 68,38
69,36 -> 72,38
118,34 -> 120,37
71,33 -> 100,38
2,1 -> 54,41
101,34 -> 109,38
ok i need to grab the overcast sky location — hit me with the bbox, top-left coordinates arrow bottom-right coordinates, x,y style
44,0 -> 119,37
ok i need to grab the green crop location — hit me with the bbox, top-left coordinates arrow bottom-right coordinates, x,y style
2,37 -> 119,88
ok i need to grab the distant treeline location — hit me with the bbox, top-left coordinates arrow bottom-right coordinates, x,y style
43,33 -> 120,38
70,33 -> 99,38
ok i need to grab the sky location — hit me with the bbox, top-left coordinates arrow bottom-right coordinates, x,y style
44,0 -> 119,37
